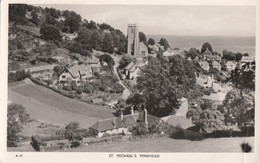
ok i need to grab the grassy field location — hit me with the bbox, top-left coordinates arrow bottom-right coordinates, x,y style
64,136 -> 254,152
9,83 -> 115,128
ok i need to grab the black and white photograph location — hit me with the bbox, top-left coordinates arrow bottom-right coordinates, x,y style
0,0 -> 259,162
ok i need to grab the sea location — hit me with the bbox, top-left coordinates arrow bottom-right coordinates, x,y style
148,35 -> 256,56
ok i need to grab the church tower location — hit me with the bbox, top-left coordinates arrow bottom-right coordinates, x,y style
127,24 -> 139,57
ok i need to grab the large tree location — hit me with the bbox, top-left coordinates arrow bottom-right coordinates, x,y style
136,55 -> 196,117
159,38 -> 170,50
201,42 -> 213,54
40,24 -> 62,43
139,32 -> 147,43
220,89 -> 254,128
65,122 -> 82,149
102,33 -> 114,53
148,38 -> 155,46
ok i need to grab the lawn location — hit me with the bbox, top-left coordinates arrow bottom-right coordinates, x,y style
10,83 -> 115,119
8,83 -> 115,128
64,136 -> 254,152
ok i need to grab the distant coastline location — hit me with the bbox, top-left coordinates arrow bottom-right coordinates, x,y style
148,35 -> 255,56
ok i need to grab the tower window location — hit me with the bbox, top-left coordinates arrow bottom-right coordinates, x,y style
131,29 -> 134,33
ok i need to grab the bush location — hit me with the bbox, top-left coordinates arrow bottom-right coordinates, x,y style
62,85 -> 72,92
129,122 -> 149,136
8,70 -> 30,83
76,87 -> 84,94
170,127 -> 204,141
31,135 -> 47,151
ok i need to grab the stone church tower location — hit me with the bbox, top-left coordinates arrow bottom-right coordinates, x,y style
127,24 -> 139,57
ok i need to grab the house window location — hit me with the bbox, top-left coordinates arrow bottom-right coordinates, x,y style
62,75 -> 66,78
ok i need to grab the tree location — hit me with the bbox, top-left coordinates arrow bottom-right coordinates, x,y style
102,33 -> 114,53
185,48 -> 200,59
119,55 -> 136,69
148,38 -> 155,46
30,10 -> 39,25
201,42 -> 213,54
136,56 -> 196,117
65,122 -> 82,149
222,50 -> 236,61
7,104 -> 30,147
126,93 -> 146,111
99,54 -> 115,70
62,10 -> 82,33
75,27 -> 92,44
159,38 -> 170,50
220,89 -> 254,128
90,29 -> 104,51
139,32 -> 147,43
40,24 -> 61,43
229,61 -> 255,91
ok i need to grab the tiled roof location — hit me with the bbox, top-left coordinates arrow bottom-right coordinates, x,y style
137,112 -> 161,126
89,114 -> 139,132
67,64 -> 89,77
212,61 -> 220,66
85,56 -> 99,64
124,61 -> 135,70
198,61 -> 209,68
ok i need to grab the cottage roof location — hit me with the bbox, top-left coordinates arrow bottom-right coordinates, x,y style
203,48 -> 212,56
129,65 -> 140,72
198,61 -> 209,68
226,61 -> 236,66
212,61 -> 220,66
137,112 -> 161,126
85,56 -> 100,64
89,114 -> 139,132
67,64 -> 88,77
91,67 -> 99,74
124,61 -> 135,70
202,92 -> 226,102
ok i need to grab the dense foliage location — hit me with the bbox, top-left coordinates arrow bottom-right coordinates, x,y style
136,55 -> 196,117
7,104 -> 30,147
201,42 -> 213,53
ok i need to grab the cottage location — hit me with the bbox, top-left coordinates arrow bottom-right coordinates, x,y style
58,64 -> 93,85
212,61 -> 221,71
89,109 -> 162,138
226,61 -> 237,71
89,111 -> 139,138
202,92 -> 226,108
62,32 -> 78,42
124,62 -> 141,83
241,56 -> 254,63
198,61 -> 210,71
85,56 -> 100,67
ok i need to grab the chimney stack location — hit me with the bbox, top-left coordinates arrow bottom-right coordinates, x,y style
120,110 -> 124,120
143,108 -> 148,128
131,106 -> 134,115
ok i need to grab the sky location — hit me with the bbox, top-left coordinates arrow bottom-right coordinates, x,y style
36,4 -> 256,36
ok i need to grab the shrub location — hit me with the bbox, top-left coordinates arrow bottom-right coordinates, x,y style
129,122 -> 149,136
62,85 -> 72,92
31,135 -> 47,151
8,70 -> 30,83
76,87 -> 84,94
170,127 -> 204,141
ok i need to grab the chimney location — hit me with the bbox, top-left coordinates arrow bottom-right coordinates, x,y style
143,108 -> 148,128
131,106 -> 134,115
120,111 -> 124,120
